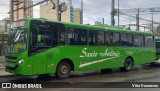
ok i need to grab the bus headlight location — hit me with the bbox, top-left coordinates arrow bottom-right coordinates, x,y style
18,59 -> 24,64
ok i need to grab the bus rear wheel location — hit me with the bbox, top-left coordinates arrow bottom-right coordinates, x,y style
120,58 -> 133,72
56,61 -> 71,79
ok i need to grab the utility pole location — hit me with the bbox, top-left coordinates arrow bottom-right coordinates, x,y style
136,8 -> 140,31
15,1 -> 21,20
56,1 -> 67,21
16,2 -> 18,20
144,26 -> 146,32
128,24 -> 131,30
111,0 -> 115,26
9,0 -> 51,20
2,33 -> 4,46
151,9 -> 154,32
23,0 -> 26,18
56,0 -> 61,21
118,0 -> 120,26
102,18 -> 104,24
11,0 -> 14,22
81,0 -> 83,24
5,20 -> 7,32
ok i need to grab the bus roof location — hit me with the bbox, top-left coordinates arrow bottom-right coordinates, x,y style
20,18 -> 154,36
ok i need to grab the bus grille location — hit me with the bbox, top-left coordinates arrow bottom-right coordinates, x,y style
5,56 -> 17,60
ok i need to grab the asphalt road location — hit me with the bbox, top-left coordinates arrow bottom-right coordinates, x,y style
0,65 -> 160,91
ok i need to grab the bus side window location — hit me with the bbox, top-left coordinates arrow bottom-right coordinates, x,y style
89,31 -> 96,46
127,34 -> 133,46
140,35 -> 145,47
133,35 -> 141,47
79,29 -> 87,45
97,31 -> 105,46
113,32 -> 120,46
30,29 -> 38,47
121,33 -> 127,46
106,32 -> 113,46
67,28 -> 87,45
38,30 -> 53,47
59,26 -> 66,45
67,28 -> 75,45
88,30 -> 104,46
145,36 -> 154,48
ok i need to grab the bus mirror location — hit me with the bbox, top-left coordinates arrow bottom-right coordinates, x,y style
38,35 -> 42,43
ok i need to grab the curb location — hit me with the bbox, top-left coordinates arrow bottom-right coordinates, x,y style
0,67 -> 5,69
0,69 -> 14,77
0,74 -> 16,77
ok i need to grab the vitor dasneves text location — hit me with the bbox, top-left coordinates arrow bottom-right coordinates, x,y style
132,84 -> 158,88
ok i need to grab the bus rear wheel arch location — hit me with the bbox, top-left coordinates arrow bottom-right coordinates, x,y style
55,59 -> 74,79
120,57 -> 134,72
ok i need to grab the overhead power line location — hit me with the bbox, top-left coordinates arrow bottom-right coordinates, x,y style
119,7 -> 160,12
119,11 -> 160,24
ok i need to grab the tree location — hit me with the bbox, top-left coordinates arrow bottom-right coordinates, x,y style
146,23 -> 158,34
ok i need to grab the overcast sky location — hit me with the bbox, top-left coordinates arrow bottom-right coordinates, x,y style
0,0 -> 160,30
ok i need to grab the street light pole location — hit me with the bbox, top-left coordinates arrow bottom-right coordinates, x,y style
81,0 -> 83,24
136,8 -> 140,31
11,0 -> 14,22
118,0 -> 120,26
56,0 -> 61,21
151,9 -> 154,32
102,18 -> 104,24
111,0 -> 115,26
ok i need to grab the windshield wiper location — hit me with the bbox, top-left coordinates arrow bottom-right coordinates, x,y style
13,28 -> 21,43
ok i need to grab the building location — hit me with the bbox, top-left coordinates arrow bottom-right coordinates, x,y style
0,21 -> 6,32
74,8 -> 81,24
0,18 -> 11,33
10,0 -> 33,21
95,21 -> 102,25
0,18 -> 11,55
40,1 -> 80,24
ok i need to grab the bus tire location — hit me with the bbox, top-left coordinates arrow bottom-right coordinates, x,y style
120,58 -> 133,72
56,61 -> 71,79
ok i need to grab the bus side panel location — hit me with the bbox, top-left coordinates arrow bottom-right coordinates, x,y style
25,46 -> 156,75
57,46 -> 125,71
27,52 -> 48,75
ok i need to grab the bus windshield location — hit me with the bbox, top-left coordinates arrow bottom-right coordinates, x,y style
8,28 -> 27,53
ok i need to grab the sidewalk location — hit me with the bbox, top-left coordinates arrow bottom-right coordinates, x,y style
0,56 -> 5,69
0,69 -> 13,76
0,56 -> 13,76
157,59 -> 160,62
0,56 -> 5,62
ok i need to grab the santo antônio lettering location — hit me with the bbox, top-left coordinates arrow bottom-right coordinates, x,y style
80,48 -> 120,58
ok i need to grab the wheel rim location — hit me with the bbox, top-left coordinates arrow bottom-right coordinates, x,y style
60,65 -> 68,75
126,60 -> 132,70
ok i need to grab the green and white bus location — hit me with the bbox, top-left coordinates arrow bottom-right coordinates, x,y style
5,18 -> 156,78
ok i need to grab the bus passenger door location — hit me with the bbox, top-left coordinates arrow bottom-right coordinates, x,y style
46,28 -> 59,73
28,20 -> 57,75
28,30 -> 50,75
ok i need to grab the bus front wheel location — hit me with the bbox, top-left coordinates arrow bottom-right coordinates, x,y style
56,61 -> 71,79
120,58 -> 133,72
